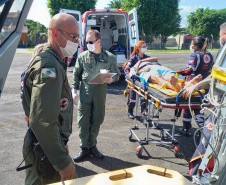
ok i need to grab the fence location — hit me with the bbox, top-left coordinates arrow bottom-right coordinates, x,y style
140,35 -> 221,50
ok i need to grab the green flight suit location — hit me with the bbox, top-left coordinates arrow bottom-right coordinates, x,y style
22,44 -> 74,184
72,48 -> 121,148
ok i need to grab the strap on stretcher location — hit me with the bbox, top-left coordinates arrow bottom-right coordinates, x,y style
132,74 -> 147,91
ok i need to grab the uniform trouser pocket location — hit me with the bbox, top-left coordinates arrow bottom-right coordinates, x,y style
34,144 -> 56,180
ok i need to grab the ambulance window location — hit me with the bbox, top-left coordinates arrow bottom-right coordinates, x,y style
0,0 -> 26,46
131,24 -> 136,39
68,13 -> 79,21
129,13 -> 134,21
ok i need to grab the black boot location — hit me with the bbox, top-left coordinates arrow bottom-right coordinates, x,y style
178,127 -> 190,137
90,146 -> 104,159
73,148 -> 90,162
128,107 -> 134,119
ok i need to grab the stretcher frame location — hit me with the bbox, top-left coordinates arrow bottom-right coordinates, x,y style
125,75 -> 203,158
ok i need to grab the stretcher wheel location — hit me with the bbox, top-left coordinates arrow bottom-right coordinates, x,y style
174,146 -> 180,158
136,146 -> 143,158
160,130 -> 164,140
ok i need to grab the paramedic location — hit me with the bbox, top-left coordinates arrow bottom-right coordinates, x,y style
72,29 -> 121,162
176,36 -> 214,136
22,13 -> 78,184
185,22 -> 226,176
123,40 -> 158,119
182,22 -> 226,99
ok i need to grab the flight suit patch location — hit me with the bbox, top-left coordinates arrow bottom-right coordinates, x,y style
87,56 -> 94,64
60,98 -> 69,111
42,68 -> 56,78
83,71 -> 89,77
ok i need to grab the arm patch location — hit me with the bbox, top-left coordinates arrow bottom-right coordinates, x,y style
41,68 -> 56,78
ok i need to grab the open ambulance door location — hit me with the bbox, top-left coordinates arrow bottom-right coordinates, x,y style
0,0 -> 33,98
59,9 -> 82,68
128,8 -> 139,55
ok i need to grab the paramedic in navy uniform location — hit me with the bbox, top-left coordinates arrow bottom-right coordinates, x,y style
123,40 -> 158,119
176,36 -> 214,136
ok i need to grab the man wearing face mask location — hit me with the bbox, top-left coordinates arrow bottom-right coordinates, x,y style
71,29 -> 121,162
21,13 -> 78,184
122,40 -> 158,119
216,22 -> 226,58
176,36 -> 214,136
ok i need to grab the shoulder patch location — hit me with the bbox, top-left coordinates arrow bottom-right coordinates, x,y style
203,54 -> 211,63
189,60 -> 194,64
42,68 -> 56,78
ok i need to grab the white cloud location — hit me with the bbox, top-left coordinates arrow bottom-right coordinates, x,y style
179,5 -> 204,27
27,0 -> 51,28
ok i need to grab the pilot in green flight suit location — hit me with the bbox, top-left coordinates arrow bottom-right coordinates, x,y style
21,13 -> 78,184
72,30 -> 121,162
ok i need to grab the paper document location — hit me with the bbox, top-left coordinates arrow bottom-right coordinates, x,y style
88,73 -> 117,84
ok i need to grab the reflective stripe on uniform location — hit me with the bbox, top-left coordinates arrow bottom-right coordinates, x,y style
194,54 -> 200,71
183,118 -> 192,122
129,99 -> 136,103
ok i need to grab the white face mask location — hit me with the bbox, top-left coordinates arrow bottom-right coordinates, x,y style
190,45 -> 194,52
87,43 -> 96,52
141,47 -> 147,53
58,32 -> 79,57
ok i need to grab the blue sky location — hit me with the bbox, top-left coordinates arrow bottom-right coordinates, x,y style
27,0 -> 224,28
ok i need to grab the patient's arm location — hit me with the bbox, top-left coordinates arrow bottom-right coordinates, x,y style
134,57 -> 159,73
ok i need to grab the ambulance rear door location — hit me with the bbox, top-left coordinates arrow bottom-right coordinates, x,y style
128,8 -> 139,54
0,0 -> 33,98
59,9 -> 82,68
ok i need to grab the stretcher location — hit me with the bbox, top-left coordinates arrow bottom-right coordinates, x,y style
125,74 -> 204,158
49,165 -> 192,185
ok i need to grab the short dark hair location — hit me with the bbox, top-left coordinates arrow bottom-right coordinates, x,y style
87,29 -> 101,40
220,22 -> 226,31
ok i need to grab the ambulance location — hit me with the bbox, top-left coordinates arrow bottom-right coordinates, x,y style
59,8 -> 139,71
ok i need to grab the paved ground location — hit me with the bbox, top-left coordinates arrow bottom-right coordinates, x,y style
0,51 -> 217,184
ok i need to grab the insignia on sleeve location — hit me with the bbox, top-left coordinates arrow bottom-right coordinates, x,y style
203,54 -> 211,63
42,68 -> 56,78
83,71 -> 89,77
189,60 -> 194,64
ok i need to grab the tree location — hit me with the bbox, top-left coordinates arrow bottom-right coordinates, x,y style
122,0 -> 181,44
107,0 -> 124,9
47,0 -> 97,17
25,20 -> 48,45
188,8 -> 226,40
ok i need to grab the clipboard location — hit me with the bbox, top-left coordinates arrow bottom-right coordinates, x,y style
88,73 -> 117,84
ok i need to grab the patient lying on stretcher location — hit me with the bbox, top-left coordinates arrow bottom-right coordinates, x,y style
130,61 -> 202,92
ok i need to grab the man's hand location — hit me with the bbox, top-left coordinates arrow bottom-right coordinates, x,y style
105,77 -> 113,84
65,144 -> 69,154
72,89 -> 78,105
59,162 -> 76,182
182,85 -> 198,99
